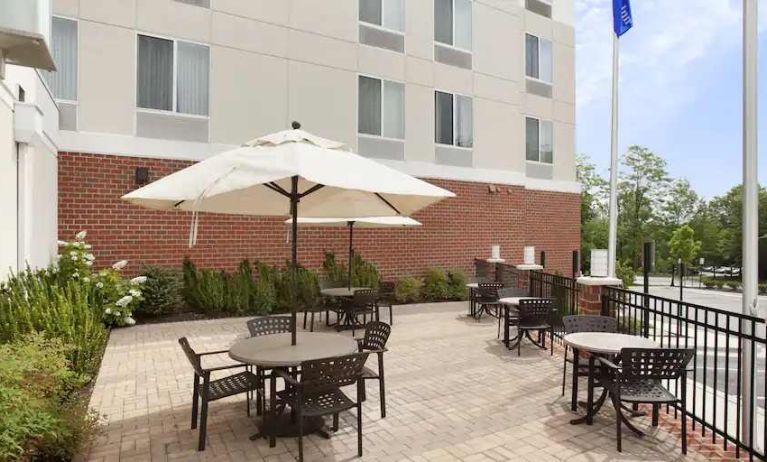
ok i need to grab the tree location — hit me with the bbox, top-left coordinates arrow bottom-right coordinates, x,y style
708,185 -> 767,265
668,225 -> 702,265
576,153 -> 607,225
661,179 -> 702,228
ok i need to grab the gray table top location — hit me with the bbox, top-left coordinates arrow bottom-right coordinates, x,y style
320,287 -> 369,297
563,332 -> 659,355
466,283 -> 479,288
229,332 -> 358,367
498,297 -> 540,306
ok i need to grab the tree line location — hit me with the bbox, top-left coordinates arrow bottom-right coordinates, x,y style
579,145 -> 766,274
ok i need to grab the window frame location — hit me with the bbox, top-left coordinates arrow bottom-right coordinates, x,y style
434,89 -> 473,149
525,33 -> 553,85
525,0 -> 553,17
46,15 -> 79,104
135,31 -> 211,120
525,116 -> 554,164
359,0 -> 406,36
173,0 -> 212,8
434,0 -> 473,53
357,73 -> 406,142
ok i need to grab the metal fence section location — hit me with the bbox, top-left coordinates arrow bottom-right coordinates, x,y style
602,286 -> 766,460
528,271 -> 580,344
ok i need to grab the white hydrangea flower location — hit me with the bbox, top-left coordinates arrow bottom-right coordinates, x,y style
104,307 -> 112,314
72,272 -> 79,279
69,251 -> 78,257
85,261 -> 93,267
84,244 -> 92,250
124,317 -> 136,326
112,260 -> 128,270
130,276 -> 147,285
57,240 -> 68,247
85,253 -> 95,261
115,295 -> 133,307
71,256 -> 78,261
54,254 -> 61,262
96,282 -> 104,289
76,230 -> 88,240
83,277 -> 90,283
129,289 -> 141,297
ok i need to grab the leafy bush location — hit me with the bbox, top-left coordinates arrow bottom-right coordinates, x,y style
395,277 -> 422,303
446,270 -> 468,301
322,252 -> 379,289
726,280 -> 741,290
136,265 -> 183,317
759,283 -> 767,295
615,260 -> 636,288
713,279 -> 726,289
422,268 -> 450,301
703,277 -> 716,288
0,334 -> 100,461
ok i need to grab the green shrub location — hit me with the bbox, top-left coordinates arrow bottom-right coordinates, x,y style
395,277 -> 422,303
615,260 -> 636,288
0,269 -> 108,377
759,283 -> 767,295
0,334 -> 100,461
422,268 -> 450,301
726,280 -> 741,290
713,279 -> 726,289
447,270 -> 469,301
135,265 -> 183,317
703,277 -> 716,288
322,252 -> 379,289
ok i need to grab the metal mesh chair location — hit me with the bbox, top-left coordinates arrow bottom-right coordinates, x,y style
376,281 -> 396,325
245,315 -> 293,416
356,321 -> 391,418
561,315 -> 617,395
475,282 -> 503,320
345,288 -> 379,336
496,287 -> 528,338
178,337 -> 257,451
516,298 -> 554,356
474,258 -> 493,282
599,348 -> 694,454
272,353 -> 370,461
319,278 -> 344,326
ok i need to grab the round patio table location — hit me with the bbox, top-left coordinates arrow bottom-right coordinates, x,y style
229,332 -> 358,441
563,332 -> 658,427
320,287 -> 369,330
497,297 -> 544,349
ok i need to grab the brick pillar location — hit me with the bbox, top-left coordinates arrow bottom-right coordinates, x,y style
576,277 -> 623,315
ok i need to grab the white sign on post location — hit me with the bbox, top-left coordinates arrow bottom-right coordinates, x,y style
491,245 -> 501,260
523,246 -> 535,265
590,249 -> 608,277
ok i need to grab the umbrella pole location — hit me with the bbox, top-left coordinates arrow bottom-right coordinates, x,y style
290,175 -> 299,346
348,222 -> 354,290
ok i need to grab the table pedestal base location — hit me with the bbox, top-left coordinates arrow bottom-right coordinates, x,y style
250,414 -> 328,441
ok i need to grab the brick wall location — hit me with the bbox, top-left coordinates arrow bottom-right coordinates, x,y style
58,152 -> 580,280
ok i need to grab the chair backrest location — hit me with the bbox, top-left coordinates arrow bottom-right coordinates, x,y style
496,264 -> 518,287
178,337 -> 203,375
300,352 -> 370,394
247,315 -> 293,337
353,288 -> 378,307
497,287 -> 528,299
378,281 -> 396,297
518,298 -> 553,324
477,282 -> 503,301
619,348 -> 694,382
562,315 -> 617,334
362,321 -> 391,351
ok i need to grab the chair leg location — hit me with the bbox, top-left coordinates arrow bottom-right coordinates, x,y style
613,395 -> 622,453
198,380 -> 209,451
517,329 -> 522,356
550,327 -> 554,355
191,374 -> 200,429
297,411 -> 304,462
389,305 -> 393,325
651,404 -> 659,426
326,309 -> 330,326
269,374 -> 277,447
379,376 -> 386,418
310,311 -> 315,332
333,412 -> 339,431
357,404 -> 363,457
256,368 -> 263,416
681,377 -> 688,455
561,346 -> 568,396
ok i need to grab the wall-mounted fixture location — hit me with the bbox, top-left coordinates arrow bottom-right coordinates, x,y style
135,167 -> 150,185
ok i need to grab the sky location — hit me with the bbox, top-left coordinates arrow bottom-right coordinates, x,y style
575,0 -> 767,199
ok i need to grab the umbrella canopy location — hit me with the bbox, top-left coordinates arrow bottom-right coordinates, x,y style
123,125 -> 454,344
287,216 -> 422,289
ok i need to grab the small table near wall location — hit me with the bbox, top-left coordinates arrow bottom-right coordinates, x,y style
563,332 -> 658,427
498,297 -> 543,349
229,332 -> 358,441
320,287 -> 369,330
466,283 -> 479,317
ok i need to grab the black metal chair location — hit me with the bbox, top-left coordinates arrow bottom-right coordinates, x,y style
474,258 -> 493,281
178,337 -> 258,451
376,281 -> 396,325
356,321 -> 391,418
598,348 -> 694,454
496,287 -> 528,339
475,282 -> 503,320
245,315 -> 293,415
319,278 -> 345,326
344,288 -> 379,336
272,353 -> 370,461
516,298 -> 554,356
561,315 -> 617,396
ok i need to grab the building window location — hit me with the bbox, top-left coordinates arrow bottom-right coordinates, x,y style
434,0 -> 472,51
359,0 -> 404,32
526,117 -> 553,163
525,34 -> 552,83
45,17 -> 77,101
525,0 -> 552,18
137,34 -> 210,116
358,76 -> 404,139
435,91 -> 472,148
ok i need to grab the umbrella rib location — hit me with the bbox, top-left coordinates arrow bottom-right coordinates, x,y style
374,193 -> 401,215
299,183 -> 325,198
264,182 -> 290,197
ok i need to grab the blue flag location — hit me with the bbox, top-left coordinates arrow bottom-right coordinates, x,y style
613,0 -> 633,37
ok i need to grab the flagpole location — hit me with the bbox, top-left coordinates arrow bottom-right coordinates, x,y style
741,0 -> 758,447
607,33 -> 620,278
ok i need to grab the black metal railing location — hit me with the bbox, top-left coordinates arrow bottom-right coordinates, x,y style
602,286 -> 766,460
528,271 -> 580,344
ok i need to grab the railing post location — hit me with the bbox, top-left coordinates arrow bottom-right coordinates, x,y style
642,242 -> 651,338
540,251 -> 546,269
600,288 -> 609,316
572,250 -> 579,279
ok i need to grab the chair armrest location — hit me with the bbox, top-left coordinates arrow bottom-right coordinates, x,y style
356,338 -> 364,352
198,349 -> 230,357
597,356 -> 621,370
274,368 -> 301,387
203,363 -> 247,373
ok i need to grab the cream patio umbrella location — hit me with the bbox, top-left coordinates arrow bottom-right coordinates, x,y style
287,216 -> 422,289
122,123 -> 454,344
